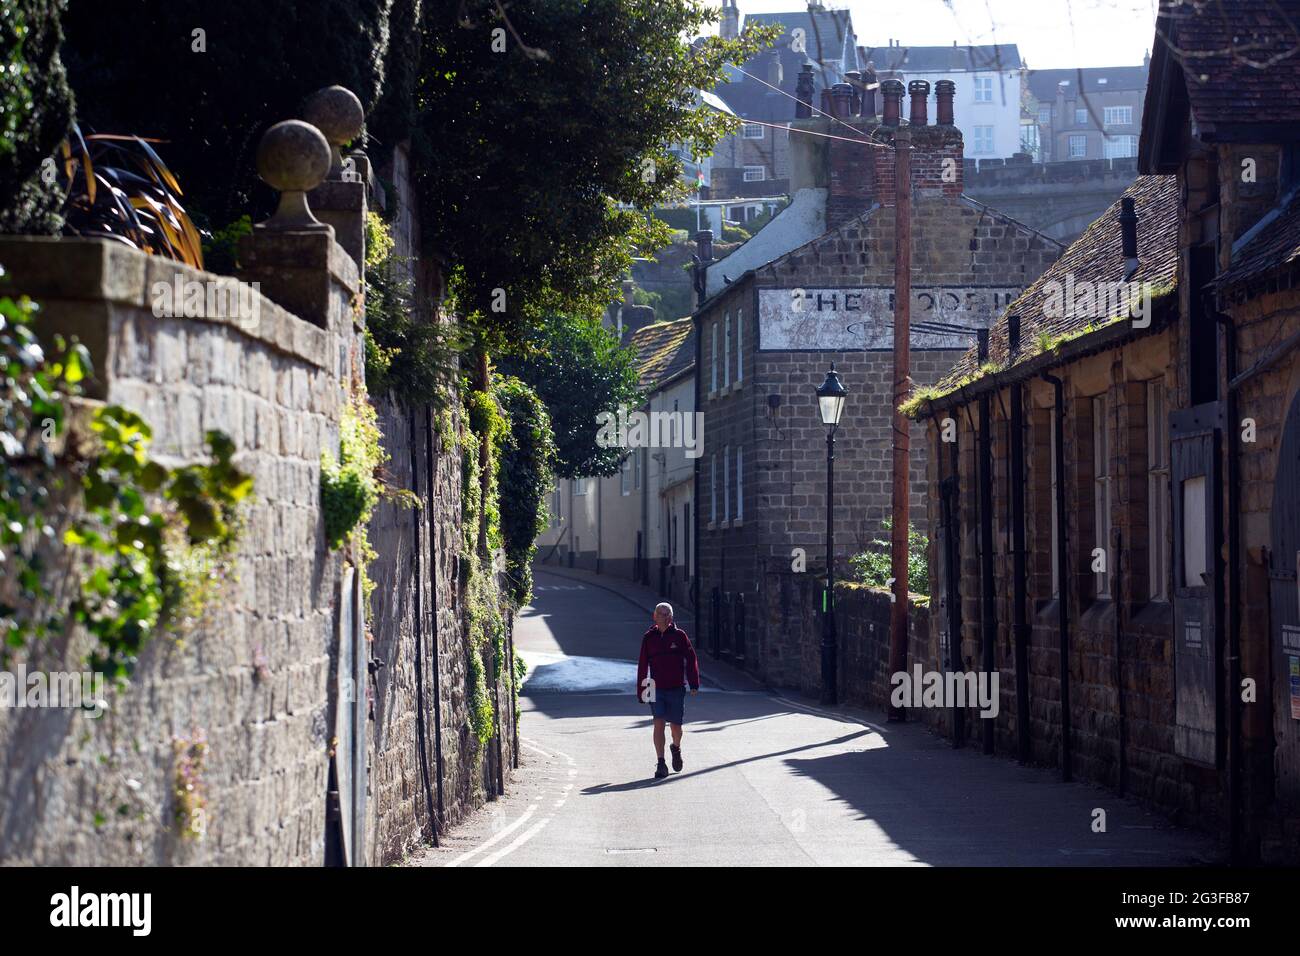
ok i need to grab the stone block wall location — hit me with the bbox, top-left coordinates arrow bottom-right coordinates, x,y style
0,236 -> 354,864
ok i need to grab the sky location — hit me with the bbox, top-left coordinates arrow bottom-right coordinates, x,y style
705,0 -> 1160,70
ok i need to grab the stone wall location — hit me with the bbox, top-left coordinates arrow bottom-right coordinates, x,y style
0,235 -> 354,864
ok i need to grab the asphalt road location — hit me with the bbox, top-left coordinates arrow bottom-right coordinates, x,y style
408,570 -> 1218,867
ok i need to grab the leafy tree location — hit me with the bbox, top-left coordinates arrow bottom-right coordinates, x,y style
411,0 -> 777,352
0,0 -> 75,235
496,314 -> 640,480
493,375 -> 556,606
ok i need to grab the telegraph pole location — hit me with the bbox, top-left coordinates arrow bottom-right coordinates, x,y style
888,125 -> 911,722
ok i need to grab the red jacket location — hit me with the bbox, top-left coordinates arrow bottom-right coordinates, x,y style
636,623 -> 700,696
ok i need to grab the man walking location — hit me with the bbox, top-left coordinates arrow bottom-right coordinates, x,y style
636,602 -> 700,779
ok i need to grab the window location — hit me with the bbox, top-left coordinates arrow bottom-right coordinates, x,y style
709,455 -> 717,523
723,313 -> 731,388
1103,135 -> 1138,159
743,165 -> 766,182
1147,382 -> 1170,602
575,477 -> 589,496
620,455 -> 632,495
1092,395 -> 1112,599
1074,107 -> 1088,125
1103,105 -> 1133,127
973,126 -> 994,154
743,122 -> 765,139
735,308 -> 744,383
710,322 -> 718,393
723,445 -> 730,521
552,486 -> 562,526
634,447 -> 643,491
1037,106 -> 1052,125
974,76 -> 993,102
1068,134 -> 1087,158
735,447 -> 744,521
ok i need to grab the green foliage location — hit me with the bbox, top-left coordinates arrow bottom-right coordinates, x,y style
320,392 -> 384,551
464,383 -> 508,554
67,409 -> 252,677
0,280 -> 249,676
412,0 -> 778,350
721,222 -> 750,243
60,0 -> 395,229
0,0 -> 75,235
201,214 -> 252,276
493,376 -> 556,607
362,211 -> 462,402
848,518 -> 930,598
0,282 -> 85,652
496,314 -> 641,479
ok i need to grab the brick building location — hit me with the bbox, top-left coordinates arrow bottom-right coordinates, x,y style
691,76 -> 1062,686
906,0 -> 1300,863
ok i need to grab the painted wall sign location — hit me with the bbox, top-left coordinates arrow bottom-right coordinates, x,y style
757,286 -> 1021,351
1283,624 -> 1300,655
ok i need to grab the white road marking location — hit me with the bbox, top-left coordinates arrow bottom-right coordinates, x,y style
444,804 -> 537,868
521,741 -> 553,759
476,817 -> 552,867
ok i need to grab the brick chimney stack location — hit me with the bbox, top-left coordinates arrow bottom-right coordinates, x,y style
860,63 -> 877,118
831,83 -> 853,118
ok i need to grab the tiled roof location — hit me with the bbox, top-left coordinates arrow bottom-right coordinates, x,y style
1216,190 -> 1300,291
744,8 -> 856,66
629,318 -> 695,392
931,174 -> 1180,395
857,43 -> 1023,74
1026,65 -> 1148,102
1151,0 -> 1300,131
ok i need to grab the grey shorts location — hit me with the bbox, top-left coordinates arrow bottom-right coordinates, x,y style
650,687 -> 686,725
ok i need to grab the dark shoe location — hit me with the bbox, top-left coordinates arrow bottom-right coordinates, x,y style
654,758 -> 669,779
670,744 -> 683,772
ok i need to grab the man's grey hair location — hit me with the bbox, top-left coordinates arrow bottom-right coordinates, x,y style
655,602 -> 674,619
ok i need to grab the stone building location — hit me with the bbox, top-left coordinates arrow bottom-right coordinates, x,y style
1027,63 -> 1149,163
691,75 -> 1062,685
904,0 -> 1300,864
536,317 -> 698,610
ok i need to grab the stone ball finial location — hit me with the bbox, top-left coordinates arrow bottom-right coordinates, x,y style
303,86 -> 365,177
254,120 -> 332,231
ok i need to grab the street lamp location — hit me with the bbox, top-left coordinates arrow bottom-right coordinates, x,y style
815,364 -> 847,705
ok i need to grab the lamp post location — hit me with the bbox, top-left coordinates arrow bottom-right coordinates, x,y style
816,364 -> 848,705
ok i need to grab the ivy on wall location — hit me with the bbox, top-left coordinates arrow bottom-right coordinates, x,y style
493,375 -> 555,608
0,278 -> 252,677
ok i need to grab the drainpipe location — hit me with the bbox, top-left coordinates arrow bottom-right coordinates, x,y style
1008,316 -> 1031,763
424,409 -> 446,825
1114,526 -> 1128,795
1042,372 -> 1072,781
930,399 -> 965,748
977,329 -> 997,755
1218,313 -> 1243,862
409,408 -> 438,842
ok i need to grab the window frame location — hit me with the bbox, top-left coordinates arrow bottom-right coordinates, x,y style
973,76 -> 993,103
1092,395 -> 1112,599
742,122 -> 765,139
742,165 -> 766,182
1103,105 -> 1133,127
1068,134 -> 1087,158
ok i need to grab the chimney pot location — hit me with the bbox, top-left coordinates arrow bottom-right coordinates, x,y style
935,79 -> 956,125
831,83 -> 853,118
695,229 -> 714,263
1119,196 -> 1139,276
820,87 -> 834,116
908,79 -> 931,125
881,77 -> 904,127
861,64 -> 877,117
794,64 -> 816,119
845,71 -> 862,115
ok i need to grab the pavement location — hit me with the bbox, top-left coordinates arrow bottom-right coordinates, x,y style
404,567 -> 1221,867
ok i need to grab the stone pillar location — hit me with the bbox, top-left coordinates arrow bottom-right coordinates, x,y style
304,86 -> 369,270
